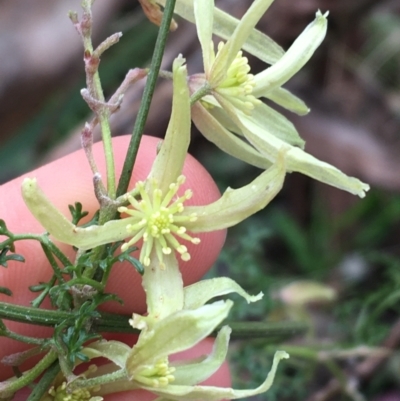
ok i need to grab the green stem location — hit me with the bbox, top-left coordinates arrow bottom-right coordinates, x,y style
190,82 -> 211,105
40,244 -> 65,284
69,368 -> 127,391
0,302 -> 70,327
67,277 -> 104,292
11,234 -> 71,267
0,350 -> 57,398
116,0 -> 177,197
0,301 -> 307,339
26,360 -> 61,401
81,1 -> 116,199
94,75 -> 116,199
1,329 -> 46,346
31,275 -> 57,308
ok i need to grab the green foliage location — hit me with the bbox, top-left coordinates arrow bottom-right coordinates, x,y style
68,202 -> 90,225
0,219 -> 26,296
52,301 -> 101,367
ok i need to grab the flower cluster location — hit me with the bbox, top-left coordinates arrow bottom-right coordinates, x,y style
16,1 -> 371,400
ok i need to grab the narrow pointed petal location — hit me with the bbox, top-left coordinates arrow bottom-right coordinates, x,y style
21,177 -> 88,247
126,300 -> 233,378
191,101 -> 271,169
193,0 -> 214,73
262,87 -> 310,116
148,56 -> 190,194
156,0 -> 284,64
253,11 -> 328,96
184,277 -> 262,310
149,351 -> 289,400
239,101 -> 305,148
21,178 -> 146,249
141,252 -> 184,322
172,326 -> 231,385
82,340 -> 131,368
184,152 -> 285,232
210,0 -> 274,86
217,95 -> 370,197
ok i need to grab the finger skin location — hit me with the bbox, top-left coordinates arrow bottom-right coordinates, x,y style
0,135 -> 227,382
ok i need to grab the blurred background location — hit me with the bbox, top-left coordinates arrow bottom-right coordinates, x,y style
1,0 -> 400,399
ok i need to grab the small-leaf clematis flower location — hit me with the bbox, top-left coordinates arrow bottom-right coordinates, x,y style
22,56 -> 287,270
52,257 -> 288,400
23,54 -> 290,400
185,0 -> 370,198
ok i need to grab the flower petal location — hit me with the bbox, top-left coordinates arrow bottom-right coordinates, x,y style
184,151 -> 285,232
82,340 -> 131,368
157,0 -> 284,64
126,300 -> 233,378
193,0 -> 214,73
217,94 -> 370,197
147,56 -> 190,194
191,101 -> 271,169
184,277 -> 262,310
148,350 -> 289,400
210,0 -> 275,87
211,98 -> 306,148
253,11 -> 328,96
21,179 -> 138,249
140,252 -> 184,323
263,87 -> 310,116
172,326 -> 231,385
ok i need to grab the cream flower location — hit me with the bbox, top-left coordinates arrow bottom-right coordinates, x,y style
22,56 -> 287,268
57,255 -> 288,401
185,0 -> 369,197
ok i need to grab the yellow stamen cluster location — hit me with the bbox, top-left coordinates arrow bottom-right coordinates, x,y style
215,42 -> 261,114
47,382 -> 101,401
135,358 -> 176,388
118,175 -> 200,268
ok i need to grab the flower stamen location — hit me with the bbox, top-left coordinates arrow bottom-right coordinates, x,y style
214,41 -> 261,114
134,358 -> 175,388
118,175 -> 201,267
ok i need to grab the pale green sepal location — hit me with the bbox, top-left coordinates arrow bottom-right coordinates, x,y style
191,102 -> 271,169
184,152 -> 285,232
157,0 -> 284,64
148,350 -> 289,400
263,87 -> 310,116
213,10 -> 284,65
148,56 -> 190,194
193,0 -> 214,73
82,340 -> 131,368
141,251 -> 184,323
243,116 -> 370,197
207,105 -> 244,137
93,368 -> 141,396
204,94 -> 305,148
253,11 -> 328,96
242,100 -> 305,148
172,326 -> 231,385
184,277 -> 263,310
210,0 -> 275,86
126,300 -> 233,378
216,91 -> 370,197
22,177 -> 78,243
21,179 -> 136,249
